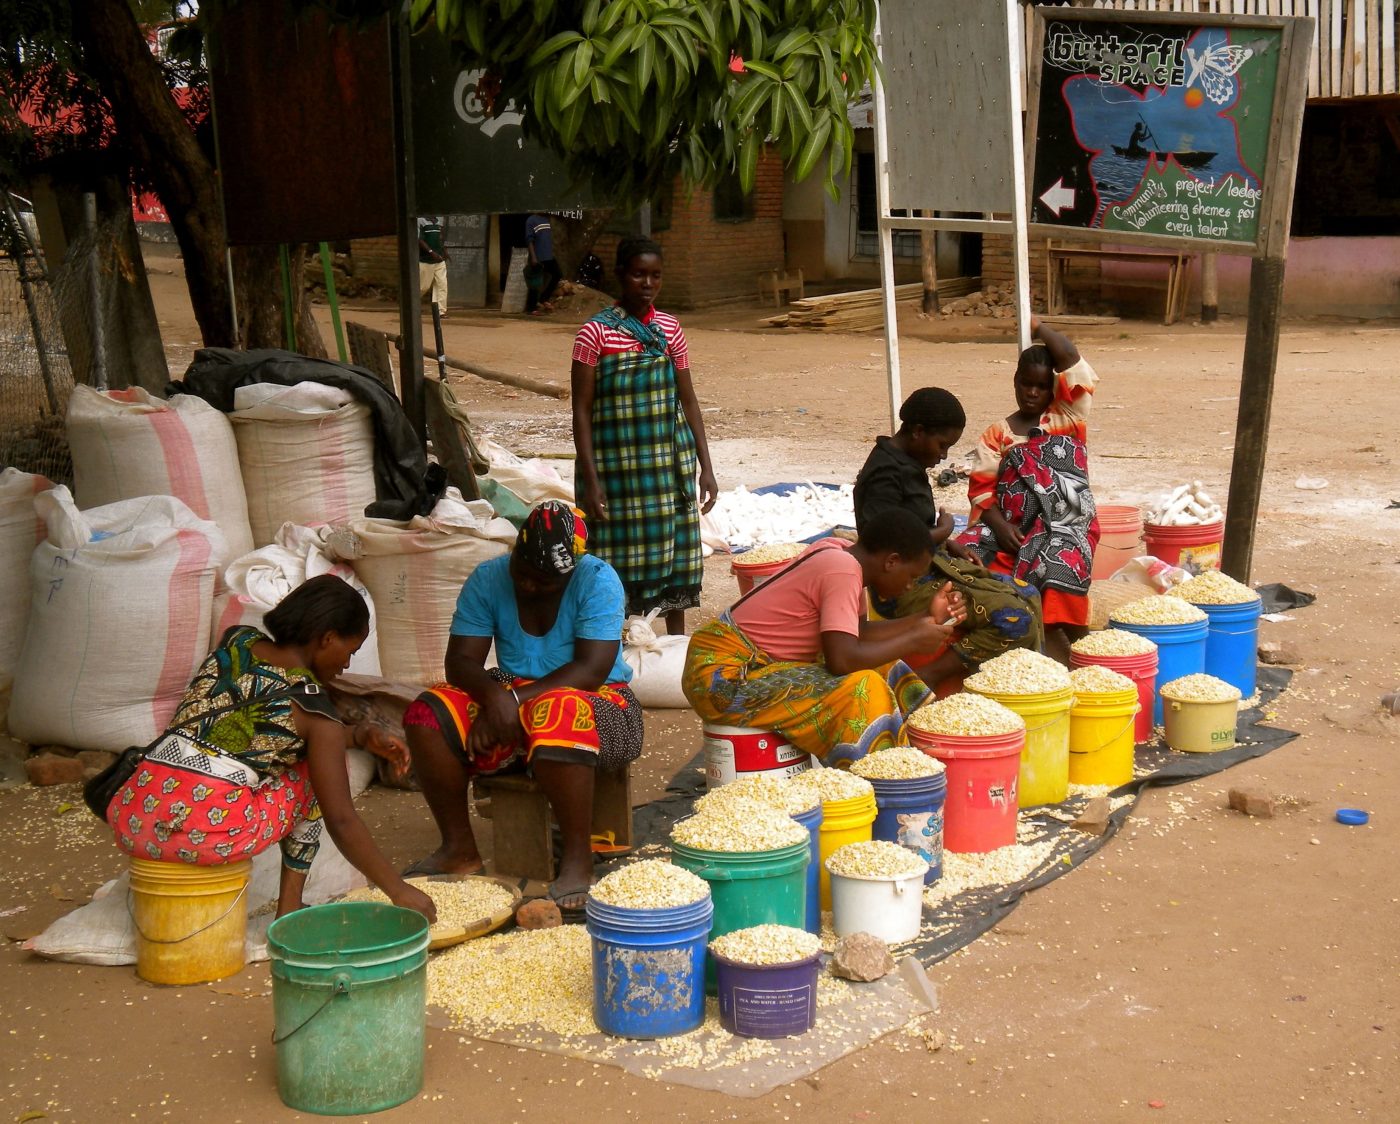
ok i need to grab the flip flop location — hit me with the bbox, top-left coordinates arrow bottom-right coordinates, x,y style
546,879 -> 591,921
401,857 -> 484,879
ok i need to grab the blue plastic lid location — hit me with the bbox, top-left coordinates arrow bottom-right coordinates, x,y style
1335,808 -> 1370,826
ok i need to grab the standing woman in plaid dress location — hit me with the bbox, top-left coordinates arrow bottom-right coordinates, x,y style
571,238 -> 718,635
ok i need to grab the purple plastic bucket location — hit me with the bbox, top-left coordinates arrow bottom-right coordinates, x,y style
711,951 -> 820,1039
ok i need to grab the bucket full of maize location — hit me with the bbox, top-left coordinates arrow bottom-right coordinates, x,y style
702,723 -> 811,790
1067,666 -> 1139,788
851,748 -> 947,885
963,651 -> 1075,809
1070,629 -> 1158,744
790,802 -> 824,934
1160,674 -> 1240,753
586,861 -> 714,1039
267,901 -> 429,1115
710,925 -> 821,1039
1109,598 -> 1209,727
1170,570 -> 1263,700
906,693 -> 1025,854
731,542 -> 804,596
787,769 -> 877,911
826,841 -> 927,944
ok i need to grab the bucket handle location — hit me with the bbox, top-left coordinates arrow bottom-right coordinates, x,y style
1072,712 -> 1139,754
125,881 -> 249,946
1022,711 -> 1071,734
687,864 -> 734,882
271,972 -> 352,1045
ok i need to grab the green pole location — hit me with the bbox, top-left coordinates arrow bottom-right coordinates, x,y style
277,243 -> 296,351
319,241 -> 348,363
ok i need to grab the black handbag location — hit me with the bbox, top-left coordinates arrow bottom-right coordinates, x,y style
81,682 -> 336,820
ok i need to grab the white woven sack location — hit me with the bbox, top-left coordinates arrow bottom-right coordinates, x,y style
477,436 -> 574,505
9,489 -> 226,752
213,523 -> 382,676
230,383 -> 377,547
621,610 -> 690,708
334,493 -> 515,686
0,468 -> 53,693
67,385 -> 254,559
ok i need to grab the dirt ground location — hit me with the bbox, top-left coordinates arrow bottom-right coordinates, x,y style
2,251 -> 1398,1121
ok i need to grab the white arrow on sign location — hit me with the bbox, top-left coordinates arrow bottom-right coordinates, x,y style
1039,178 -> 1076,216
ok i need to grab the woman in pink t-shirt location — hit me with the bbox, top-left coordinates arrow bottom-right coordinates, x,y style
682,509 -> 966,767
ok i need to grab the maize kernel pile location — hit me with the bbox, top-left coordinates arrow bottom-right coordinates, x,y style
826,839 -> 929,879
1169,570 -> 1261,605
907,691 -> 1025,737
1068,664 -> 1137,695
709,924 -> 821,966
849,746 -> 945,780
736,542 -> 804,565
964,648 -> 1071,695
788,768 -> 874,804
923,839 -> 1057,903
1160,673 -> 1241,703
1110,595 -> 1207,626
589,859 -> 710,910
694,772 -> 818,816
671,796 -> 809,851
345,878 -> 515,936
1071,628 -> 1158,657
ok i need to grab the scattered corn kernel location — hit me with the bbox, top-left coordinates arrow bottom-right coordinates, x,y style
788,768 -> 874,804
1071,628 -> 1158,657
963,648 -> 1071,695
849,746 -> 945,780
907,692 -> 1025,737
1109,595 -> 1207,626
923,840 -> 1058,904
695,772 -> 818,816
1068,665 -> 1137,695
710,924 -> 821,966
736,542 -> 804,565
826,840 -> 928,879
345,878 -> 515,937
1168,570 -> 1261,605
1160,673 -> 1241,703
590,859 -> 710,909
671,796 -> 809,851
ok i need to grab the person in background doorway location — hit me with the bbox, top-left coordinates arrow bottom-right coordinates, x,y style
525,213 -> 563,314
418,215 -> 449,314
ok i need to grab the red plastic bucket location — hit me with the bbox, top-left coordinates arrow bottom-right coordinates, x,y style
702,724 -> 812,789
1070,649 -> 1158,744
731,556 -> 795,596
1142,520 -> 1223,574
1091,505 -> 1143,580
908,727 -> 1023,853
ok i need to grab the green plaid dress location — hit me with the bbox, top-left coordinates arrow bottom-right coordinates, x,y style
575,306 -> 702,615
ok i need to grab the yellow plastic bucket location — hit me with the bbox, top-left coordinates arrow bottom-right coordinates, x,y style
967,685 -> 1073,807
1161,689 -> 1238,753
129,857 -> 251,985
1068,687 -> 1140,787
816,792 -> 877,911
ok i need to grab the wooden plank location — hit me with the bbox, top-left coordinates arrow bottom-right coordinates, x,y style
1365,0 -> 1379,95
1384,0 -> 1397,94
346,320 -> 397,397
1333,0 -> 1347,94
1306,0 -> 1322,97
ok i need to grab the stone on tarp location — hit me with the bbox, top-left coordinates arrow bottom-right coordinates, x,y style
829,931 -> 896,982
516,899 -> 562,930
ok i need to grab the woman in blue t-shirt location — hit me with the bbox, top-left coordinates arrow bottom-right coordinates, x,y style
402,501 -> 641,914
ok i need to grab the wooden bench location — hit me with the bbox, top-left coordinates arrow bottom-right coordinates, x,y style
756,268 -> 805,307
473,767 -> 633,882
1045,243 -> 1192,326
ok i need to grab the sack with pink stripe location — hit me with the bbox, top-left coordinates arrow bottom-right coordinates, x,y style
67,385 -> 254,560
9,488 -> 226,752
0,468 -> 54,694
230,383 -> 377,547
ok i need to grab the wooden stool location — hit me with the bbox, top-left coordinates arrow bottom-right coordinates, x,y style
473,767 -> 633,882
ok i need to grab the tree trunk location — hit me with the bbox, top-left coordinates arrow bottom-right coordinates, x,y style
919,210 -> 940,314
233,243 -> 327,356
550,208 -> 614,280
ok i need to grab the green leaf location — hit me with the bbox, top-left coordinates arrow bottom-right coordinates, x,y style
636,30 -> 655,94
601,24 -> 639,69
740,58 -> 782,80
784,81 -> 813,133
770,29 -> 813,59
525,29 -> 586,68
572,38 -> 594,86
738,132 -> 761,194
792,112 -> 832,181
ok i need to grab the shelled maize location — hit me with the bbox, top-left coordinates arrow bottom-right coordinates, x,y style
590,860 -> 710,909
671,796 -> 808,851
709,924 -> 821,966
1160,673 -> 1241,703
736,542 -> 805,565
849,746 -> 945,780
788,768 -> 874,803
1071,629 -> 1158,657
1068,665 -> 1137,695
345,878 -> 514,933
1109,596 -> 1207,626
1168,570 -> 1261,605
695,772 -> 818,816
964,648 -> 1071,695
826,840 -> 928,879
907,692 -> 1025,736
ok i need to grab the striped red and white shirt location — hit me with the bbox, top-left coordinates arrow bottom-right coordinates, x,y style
571,307 -> 690,370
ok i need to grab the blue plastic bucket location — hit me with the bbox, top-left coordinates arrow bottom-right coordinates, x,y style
869,773 -> 947,884
585,894 -> 713,1039
1113,618 -> 1208,727
1199,599 -> 1261,700
791,802 -> 824,934
711,951 -> 820,1039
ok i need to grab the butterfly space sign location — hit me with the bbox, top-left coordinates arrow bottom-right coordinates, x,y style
1024,8 -> 1302,253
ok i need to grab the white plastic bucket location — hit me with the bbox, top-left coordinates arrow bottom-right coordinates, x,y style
702,724 -> 812,790
827,867 -> 925,944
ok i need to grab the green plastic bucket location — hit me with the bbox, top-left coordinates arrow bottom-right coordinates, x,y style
670,835 -> 809,991
267,902 -> 430,1116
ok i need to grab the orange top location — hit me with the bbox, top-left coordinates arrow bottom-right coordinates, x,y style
730,540 -> 862,662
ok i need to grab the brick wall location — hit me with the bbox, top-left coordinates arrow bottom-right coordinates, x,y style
981,230 -> 1049,305
349,235 -> 399,289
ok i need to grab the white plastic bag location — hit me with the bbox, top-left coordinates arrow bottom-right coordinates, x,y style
231,383 -> 377,546
9,489 -> 226,751
478,436 -> 574,505
0,468 -> 52,693
620,610 -> 691,708
67,385 -> 254,559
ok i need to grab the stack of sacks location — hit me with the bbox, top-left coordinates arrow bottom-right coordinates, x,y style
9,489 -> 226,752
214,523 -> 382,676
67,385 -> 253,559
0,468 -> 54,697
